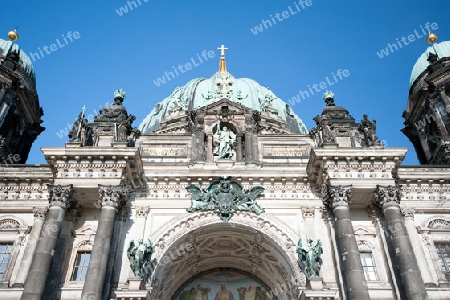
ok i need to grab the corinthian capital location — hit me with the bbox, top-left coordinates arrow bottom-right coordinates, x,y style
324,184 -> 352,209
374,185 -> 401,210
98,184 -> 129,210
48,184 -> 75,209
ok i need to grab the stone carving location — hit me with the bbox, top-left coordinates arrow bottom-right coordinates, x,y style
186,176 -> 265,221
0,218 -> 20,229
48,184 -> 75,209
324,185 -> 352,209
98,184 -> 129,210
296,238 -> 323,278
259,94 -> 277,114
33,207 -> 48,220
92,89 -> 140,143
68,105 -> 90,145
374,185 -> 401,210
213,120 -> 236,159
359,114 -> 380,147
127,238 -> 154,278
313,115 -> 336,145
427,219 -> 450,229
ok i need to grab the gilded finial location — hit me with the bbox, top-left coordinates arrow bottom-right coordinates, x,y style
7,26 -> 19,42
426,32 -> 438,44
217,44 -> 228,73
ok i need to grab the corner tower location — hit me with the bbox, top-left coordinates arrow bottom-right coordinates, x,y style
402,33 -> 450,164
0,29 -> 44,163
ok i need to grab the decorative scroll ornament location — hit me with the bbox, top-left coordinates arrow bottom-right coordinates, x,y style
33,207 -> 49,219
323,184 -> 352,209
296,238 -> 323,279
127,238 -> 154,278
374,185 -> 401,210
98,184 -> 129,210
48,184 -> 75,209
186,176 -> 265,221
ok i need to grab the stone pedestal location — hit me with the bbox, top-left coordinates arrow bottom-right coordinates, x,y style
300,289 -> 338,300
128,278 -> 144,290
65,142 -> 83,148
308,277 -> 323,290
112,142 -> 128,147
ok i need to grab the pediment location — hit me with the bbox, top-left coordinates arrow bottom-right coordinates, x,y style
196,98 -> 254,115
354,226 -> 376,236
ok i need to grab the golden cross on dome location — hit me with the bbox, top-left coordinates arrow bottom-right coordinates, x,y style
217,45 -> 229,73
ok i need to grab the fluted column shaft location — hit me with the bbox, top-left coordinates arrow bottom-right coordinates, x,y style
245,131 -> 253,161
81,185 -> 128,300
325,185 -> 370,300
374,185 -> 428,300
22,185 -> 74,300
14,207 -> 49,287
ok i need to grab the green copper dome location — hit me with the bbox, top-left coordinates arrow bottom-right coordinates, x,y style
0,39 -> 36,91
410,41 -> 450,86
139,71 -> 308,134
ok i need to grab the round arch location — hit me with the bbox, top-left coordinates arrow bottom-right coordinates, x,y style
148,211 -> 305,300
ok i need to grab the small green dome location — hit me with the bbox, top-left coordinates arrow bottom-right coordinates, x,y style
0,39 -> 36,91
410,41 -> 450,86
139,71 -> 307,134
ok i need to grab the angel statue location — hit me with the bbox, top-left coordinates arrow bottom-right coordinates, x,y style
213,120 -> 236,159
127,238 -> 154,278
296,238 -> 323,278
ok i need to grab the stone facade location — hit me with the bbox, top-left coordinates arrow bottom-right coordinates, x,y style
0,47 -> 450,300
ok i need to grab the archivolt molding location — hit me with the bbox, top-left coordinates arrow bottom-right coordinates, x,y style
152,211 -> 298,255
424,216 -> 450,230
0,218 -> 20,229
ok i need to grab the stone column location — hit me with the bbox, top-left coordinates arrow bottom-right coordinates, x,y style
374,185 -> 428,300
401,208 -> 435,287
236,135 -> 242,161
13,207 -> 49,287
22,185 -> 75,300
324,184 -> 370,300
244,131 -> 253,161
81,184 -> 128,300
206,134 -> 213,162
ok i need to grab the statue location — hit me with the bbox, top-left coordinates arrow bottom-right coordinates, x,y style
313,115 -> 335,144
94,89 -> 129,123
127,238 -> 154,278
213,120 -> 236,159
359,114 -> 380,147
93,89 -> 138,143
296,238 -> 323,278
259,94 -> 278,115
186,176 -> 265,221
68,105 -> 89,145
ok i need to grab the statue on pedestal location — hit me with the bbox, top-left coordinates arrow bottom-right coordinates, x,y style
127,238 -> 154,278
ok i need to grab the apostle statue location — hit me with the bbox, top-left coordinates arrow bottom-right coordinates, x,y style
213,120 -> 236,159
127,238 -> 154,278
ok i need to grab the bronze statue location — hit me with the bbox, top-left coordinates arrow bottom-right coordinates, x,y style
127,238 -> 154,278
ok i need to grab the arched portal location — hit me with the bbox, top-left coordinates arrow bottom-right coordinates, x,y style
148,211 -> 305,300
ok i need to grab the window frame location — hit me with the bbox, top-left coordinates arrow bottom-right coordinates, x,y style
360,251 -> 379,281
70,250 -> 91,281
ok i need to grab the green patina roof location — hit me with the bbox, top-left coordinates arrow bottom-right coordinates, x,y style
0,38 -> 36,91
410,41 -> 450,86
139,71 -> 308,134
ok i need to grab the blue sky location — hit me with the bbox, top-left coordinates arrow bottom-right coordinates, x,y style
3,0 -> 450,164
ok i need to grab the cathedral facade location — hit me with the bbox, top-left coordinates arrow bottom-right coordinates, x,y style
0,36 -> 449,300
